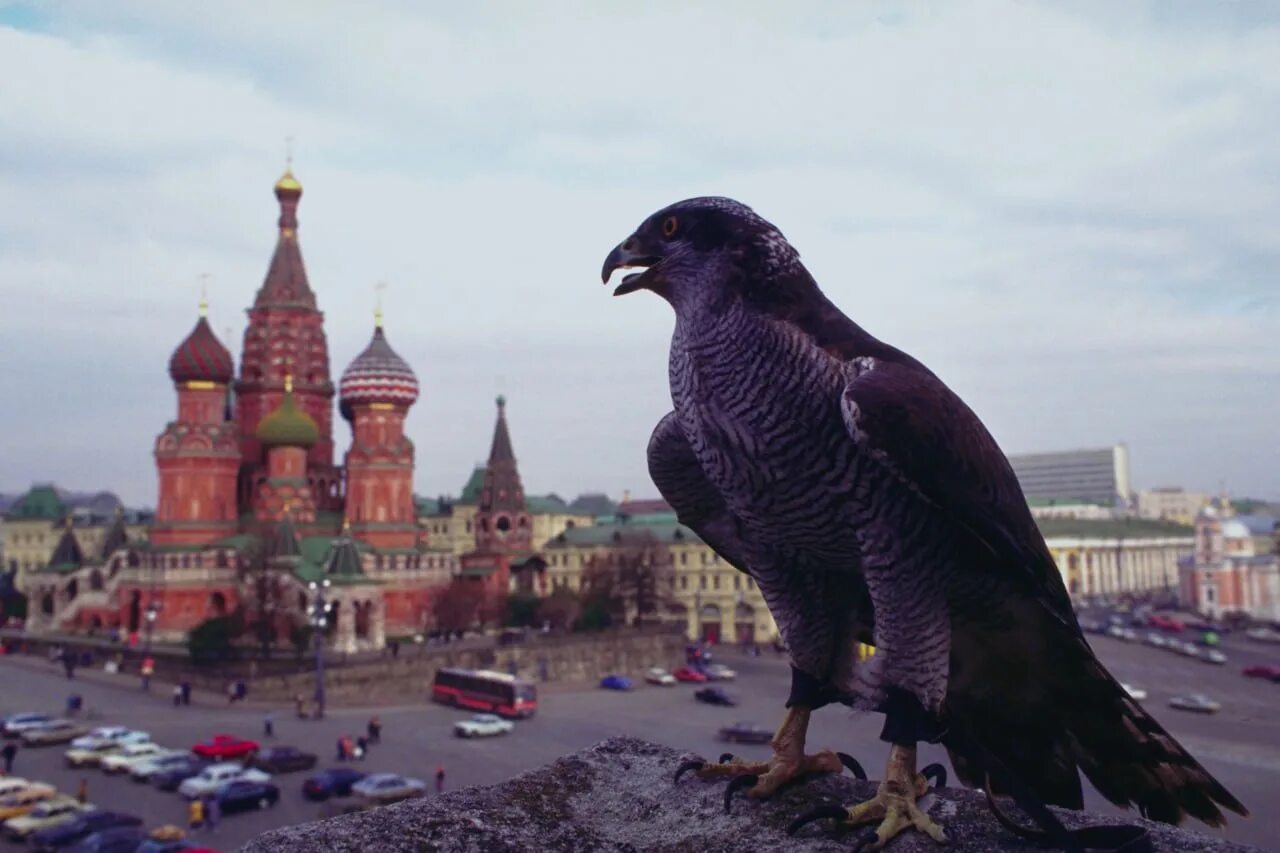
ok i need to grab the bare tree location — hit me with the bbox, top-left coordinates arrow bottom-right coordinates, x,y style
432,579 -> 485,633
582,529 -> 675,627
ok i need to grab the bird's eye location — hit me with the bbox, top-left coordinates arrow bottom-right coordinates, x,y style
662,216 -> 678,238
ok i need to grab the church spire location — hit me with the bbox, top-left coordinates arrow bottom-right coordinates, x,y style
253,165 -> 315,309
488,395 -> 515,466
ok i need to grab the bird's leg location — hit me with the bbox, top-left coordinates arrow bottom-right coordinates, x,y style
690,705 -> 846,790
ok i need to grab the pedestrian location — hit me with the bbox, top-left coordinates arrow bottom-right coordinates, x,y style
76,778 -> 88,804
295,693 -> 307,719
355,736 -> 368,760
264,712 -> 275,739
226,682 -> 236,704
234,679 -> 248,702
435,765 -> 445,793
390,639 -> 400,658
336,737 -> 347,762
141,656 -> 155,691
366,716 -> 381,744
1,741 -> 16,774
172,685 -> 183,707
187,797 -> 204,833
204,794 -> 219,834
341,735 -> 354,762
180,679 -> 192,706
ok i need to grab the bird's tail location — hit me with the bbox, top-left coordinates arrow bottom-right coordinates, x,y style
1059,642 -> 1246,826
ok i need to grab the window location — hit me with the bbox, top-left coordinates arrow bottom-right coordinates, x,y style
680,576 -> 688,590
700,575 -> 707,590
713,575 -> 720,590
733,576 -> 740,591
680,553 -> 687,566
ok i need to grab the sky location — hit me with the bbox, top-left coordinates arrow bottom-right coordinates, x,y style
0,1 -> 1277,507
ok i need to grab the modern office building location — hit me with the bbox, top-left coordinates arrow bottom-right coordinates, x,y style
1007,445 -> 1131,508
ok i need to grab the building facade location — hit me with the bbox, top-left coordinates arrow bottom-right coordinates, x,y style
1007,445 -> 1131,508
1180,506 -> 1279,621
1136,487 -> 1210,526
1037,517 -> 1192,600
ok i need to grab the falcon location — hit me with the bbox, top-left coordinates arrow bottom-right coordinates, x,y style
601,198 -> 1245,849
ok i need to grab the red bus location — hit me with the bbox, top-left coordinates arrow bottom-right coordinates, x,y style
431,668 -> 538,718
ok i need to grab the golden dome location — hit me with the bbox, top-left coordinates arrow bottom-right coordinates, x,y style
274,169 -> 302,194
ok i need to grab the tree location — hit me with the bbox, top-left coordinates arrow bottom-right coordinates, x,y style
504,593 -> 541,628
579,530 -> 675,628
432,579 -> 485,633
187,613 -> 243,665
536,587 -> 581,632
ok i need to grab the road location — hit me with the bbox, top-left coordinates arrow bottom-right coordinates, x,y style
1,634 -> 1276,851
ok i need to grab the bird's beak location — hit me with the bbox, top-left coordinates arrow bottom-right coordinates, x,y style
601,236 -> 662,296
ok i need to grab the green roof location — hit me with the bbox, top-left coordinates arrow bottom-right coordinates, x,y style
1034,517 -> 1194,539
415,495 -> 443,515
458,466 -> 487,505
256,388 -> 320,447
1027,496 -> 1109,508
544,520 -> 701,549
211,533 -> 260,552
527,494 -> 570,514
5,485 -> 67,521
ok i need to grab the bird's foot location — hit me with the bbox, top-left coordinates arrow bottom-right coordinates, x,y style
676,748 -> 865,813
789,743 -> 948,850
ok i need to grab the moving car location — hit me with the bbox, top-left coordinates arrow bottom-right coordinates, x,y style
0,778 -> 33,798
3,713 -> 54,738
136,840 -> 202,853
150,758 -> 211,792
1121,683 -> 1148,702
69,728 -> 149,751
131,752 -> 200,783
673,666 -> 708,683
215,780 -> 280,814
191,733 -> 259,761
1200,649 -> 1228,665
28,810 -> 141,852
695,687 -> 738,707
101,743 -> 176,775
249,746 -> 318,774
2,797 -> 93,840
1168,693 -> 1221,714
63,825 -> 146,853
717,722 -> 773,744
20,720 -> 89,747
351,773 -> 427,803
65,741 -> 126,769
1242,664 -> 1280,682
704,664 -> 737,681
178,762 -> 270,799
302,767 -> 366,801
644,668 -> 676,686
454,713 -> 514,738
0,785 -> 56,821
599,674 -> 633,691
1145,632 -> 1168,648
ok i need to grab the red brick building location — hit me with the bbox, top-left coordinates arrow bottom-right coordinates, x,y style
23,168 -> 515,649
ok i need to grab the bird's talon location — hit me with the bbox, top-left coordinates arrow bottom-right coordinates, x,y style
718,752 -> 737,764
673,759 -> 705,784
852,826 -> 880,852
921,763 -> 947,790
786,804 -> 850,836
838,751 -> 869,780
724,773 -> 759,814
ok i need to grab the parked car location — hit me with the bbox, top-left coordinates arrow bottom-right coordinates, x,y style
1121,683 -> 1148,702
28,810 -> 141,852
178,763 -> 270,799
0,785 -> 56,821
215,780 -> 280,814
64,826 -> 147,853
150,758 -> 211,792
249,746 -> 318,774
351,773 -> 427,803
3,798 -> 94,840
718,722 -> 773,744
0,778 -> 33,798
135,840 -> 201,853
1145,632 -> 1168,648
1245,627 -> 1280,644
695,687 -> 738,707
644,668 -> 676,686
191,734 -> 259,761
454,713 -> 515,738
20,720 -> 89,747
131,752 -> 200,783
69,728 -> 149,751
302,767 -> 366,801
3,713 -> 54,738
65,741 -> 126,769
673,666 -> 708,683
599,674 -> 633,691
1168,693 -> 1221,714
1242,664 -> 1280,682
1200,649 -> 1228,665
101,743 -> 175,776
704,664 -> 737,681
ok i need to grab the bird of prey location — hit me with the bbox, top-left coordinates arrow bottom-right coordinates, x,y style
601,198 -> 1246,849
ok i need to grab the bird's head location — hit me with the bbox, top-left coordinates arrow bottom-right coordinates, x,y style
601,197 -> 807,312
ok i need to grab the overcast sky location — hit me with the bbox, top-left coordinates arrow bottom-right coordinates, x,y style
1,1 -> 1277,507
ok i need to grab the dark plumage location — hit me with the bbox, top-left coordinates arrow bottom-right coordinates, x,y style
602,197 -> 1245,828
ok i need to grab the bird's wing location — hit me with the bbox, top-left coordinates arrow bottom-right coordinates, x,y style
839,357 -> 1074,623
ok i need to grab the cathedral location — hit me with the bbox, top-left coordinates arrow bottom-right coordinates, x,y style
23,168 -> 533,651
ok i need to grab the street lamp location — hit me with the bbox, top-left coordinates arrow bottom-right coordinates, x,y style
308,579 -> 332,719
143,600 -> 160,653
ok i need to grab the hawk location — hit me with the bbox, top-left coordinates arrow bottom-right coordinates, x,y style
601,197 -> 1245,849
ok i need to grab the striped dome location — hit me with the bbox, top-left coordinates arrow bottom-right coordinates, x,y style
339,325 -> 419,414
169,316 -> 233,384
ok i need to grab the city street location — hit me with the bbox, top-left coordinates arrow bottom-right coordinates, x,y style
1,634 -> 1276,851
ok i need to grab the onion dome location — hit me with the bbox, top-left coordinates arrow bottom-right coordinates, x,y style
256,376 -> 320,448
168,313 -> 233,385
339,322 -> 419,418
274,168 -> 302,197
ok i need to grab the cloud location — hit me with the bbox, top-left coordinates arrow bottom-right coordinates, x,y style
0,1 -> 1277,505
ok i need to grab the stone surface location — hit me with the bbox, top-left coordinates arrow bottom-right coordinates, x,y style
241,736 -> 1256,852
